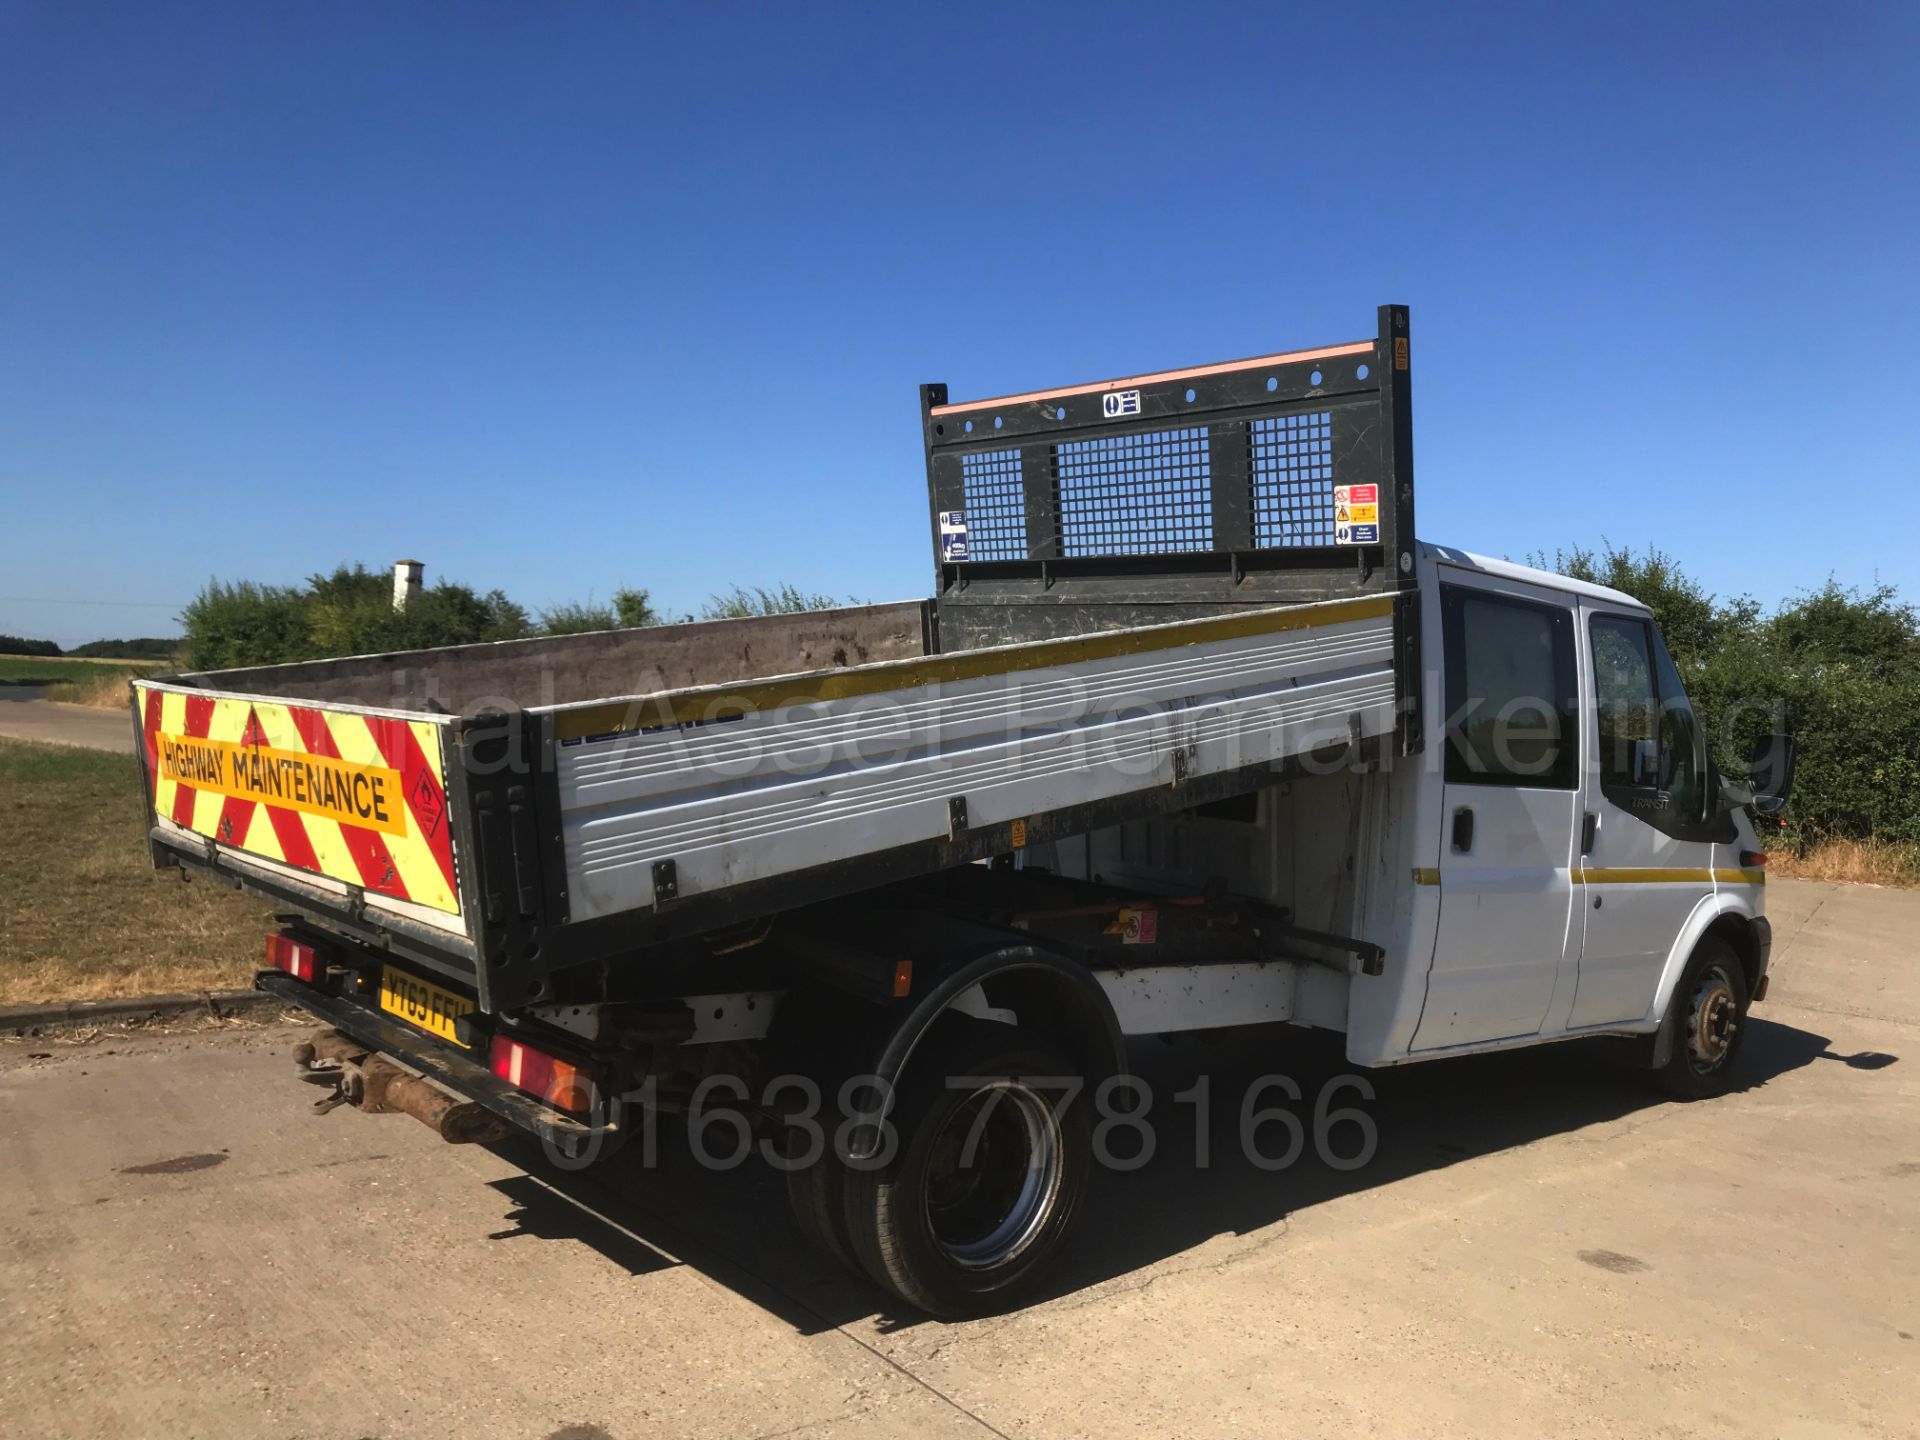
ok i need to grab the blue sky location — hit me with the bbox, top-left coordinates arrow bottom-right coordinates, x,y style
2,2 -> 1914,648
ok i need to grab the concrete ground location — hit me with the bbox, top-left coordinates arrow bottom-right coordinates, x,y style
0,878 -> 1913,1440
0,686 -> 133,752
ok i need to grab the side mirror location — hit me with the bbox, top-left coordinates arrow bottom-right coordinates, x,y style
1631,738 -> 1661,788
1746,733 -> 1796,816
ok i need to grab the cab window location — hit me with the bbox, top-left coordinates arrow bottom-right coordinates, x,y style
1441,585 -> 1577,788
1590,615 -> 1657,790
1588,613 -> 1708,824
1652,629 -> 1706,822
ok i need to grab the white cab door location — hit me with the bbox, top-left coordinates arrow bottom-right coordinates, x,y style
1413,573 -> 1582,1050
1569,605 -> 1719,1028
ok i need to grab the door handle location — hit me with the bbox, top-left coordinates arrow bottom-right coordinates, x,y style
1581,810 -> 1598,855
1451,806 -> 1474,853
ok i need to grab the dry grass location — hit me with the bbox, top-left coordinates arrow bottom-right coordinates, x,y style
0,654 -> 171,710
1769,836 -> 1920,888
0,738 -> 273,1005
0,654 -> 169,682
42,667 -> 148,709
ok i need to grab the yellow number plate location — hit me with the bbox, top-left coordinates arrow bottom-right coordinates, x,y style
379,968 -> 475,1045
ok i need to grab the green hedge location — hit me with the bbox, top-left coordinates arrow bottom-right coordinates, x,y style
178,566 -> 839,668
1541,546 -> 1920,850
181,565 -> 535,670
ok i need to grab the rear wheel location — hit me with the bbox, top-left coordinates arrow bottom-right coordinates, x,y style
784,1145 -> 857,1272
1652,936 -> 1750,1099
842,1028 -> 1091,1318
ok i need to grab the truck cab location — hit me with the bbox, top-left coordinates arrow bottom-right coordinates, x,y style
1054,542 -> 1774,1091
1406,545 -> 1769,1066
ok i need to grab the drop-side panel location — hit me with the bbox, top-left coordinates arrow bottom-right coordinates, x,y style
134,681 -> 466,935
553,595 -> 1398,922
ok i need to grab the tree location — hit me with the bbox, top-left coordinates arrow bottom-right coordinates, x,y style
0,635 -> 62,657
1535,546 -> 1920,851
1770,580 -> 1918,684
537,587 -> 660,635
1529,542 -> 1725,670
182,564 -> 532,669
180,579 -> 309,669
613,588 -> 659,628
536,600 -> 618,636
701,583 -> 846,620
68,638 -> 181,659
1752,582 -> 1920,846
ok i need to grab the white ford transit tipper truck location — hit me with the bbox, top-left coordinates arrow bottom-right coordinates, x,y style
131,305 -> 1793,1316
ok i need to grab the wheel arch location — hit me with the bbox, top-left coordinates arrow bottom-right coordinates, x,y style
764,933 -> 1125,1162
1649,895 -> 1763,1024
1647,898 -> 1766,1070
894,951 -> 1127,1090
1701,911 -> 1766,998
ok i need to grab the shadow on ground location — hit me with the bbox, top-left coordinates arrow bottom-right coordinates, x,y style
478,1014 -> 1864,1335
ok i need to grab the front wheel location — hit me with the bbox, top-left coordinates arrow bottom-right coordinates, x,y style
1652,936 -> 1751,1099
842,1027 -> 1091,1318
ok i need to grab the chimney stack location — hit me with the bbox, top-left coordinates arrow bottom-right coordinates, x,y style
393,559 -> 424,612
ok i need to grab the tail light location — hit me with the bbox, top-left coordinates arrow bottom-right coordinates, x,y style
490,1034 -> 597,1114
265,931 -> 321,982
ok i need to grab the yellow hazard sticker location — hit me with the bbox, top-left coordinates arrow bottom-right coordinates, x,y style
1010,818 -> 1028,848
1394,336 -> 1409,370
156,733 -> 407,836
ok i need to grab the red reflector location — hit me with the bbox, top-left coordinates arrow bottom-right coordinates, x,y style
1739,850 -> 1768,868
490,1034 -> 596,1114
265,931 -> 320,983
891,959 -> 914,998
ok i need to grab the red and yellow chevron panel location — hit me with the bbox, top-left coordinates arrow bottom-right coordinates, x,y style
137,685 -> 460,917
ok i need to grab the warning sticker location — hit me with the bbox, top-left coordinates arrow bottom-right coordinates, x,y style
939,510 -> 970,563
1104,905 -> 1158,945
1333,485 -> 1380,545
1102,389 -> 1142,418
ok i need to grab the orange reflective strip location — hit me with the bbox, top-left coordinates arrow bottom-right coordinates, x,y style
929,341 -> 1375,415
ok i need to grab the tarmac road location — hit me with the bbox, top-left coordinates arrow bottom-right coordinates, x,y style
1,878 -> 1914,1439
0,685 -> 133,753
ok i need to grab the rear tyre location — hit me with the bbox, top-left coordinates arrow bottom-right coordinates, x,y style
1652,935 -> 1751,1100
842,1027 -> 1091,1318
784,1146 -> 859,1274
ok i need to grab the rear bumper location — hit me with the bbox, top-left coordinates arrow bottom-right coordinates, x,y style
256,971 -> 595,1147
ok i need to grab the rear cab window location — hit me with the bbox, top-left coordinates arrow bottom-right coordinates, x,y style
1440,585 -> 1578,789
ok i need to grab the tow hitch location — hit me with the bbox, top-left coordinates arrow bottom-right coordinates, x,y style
294,1027 -> 514,1145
